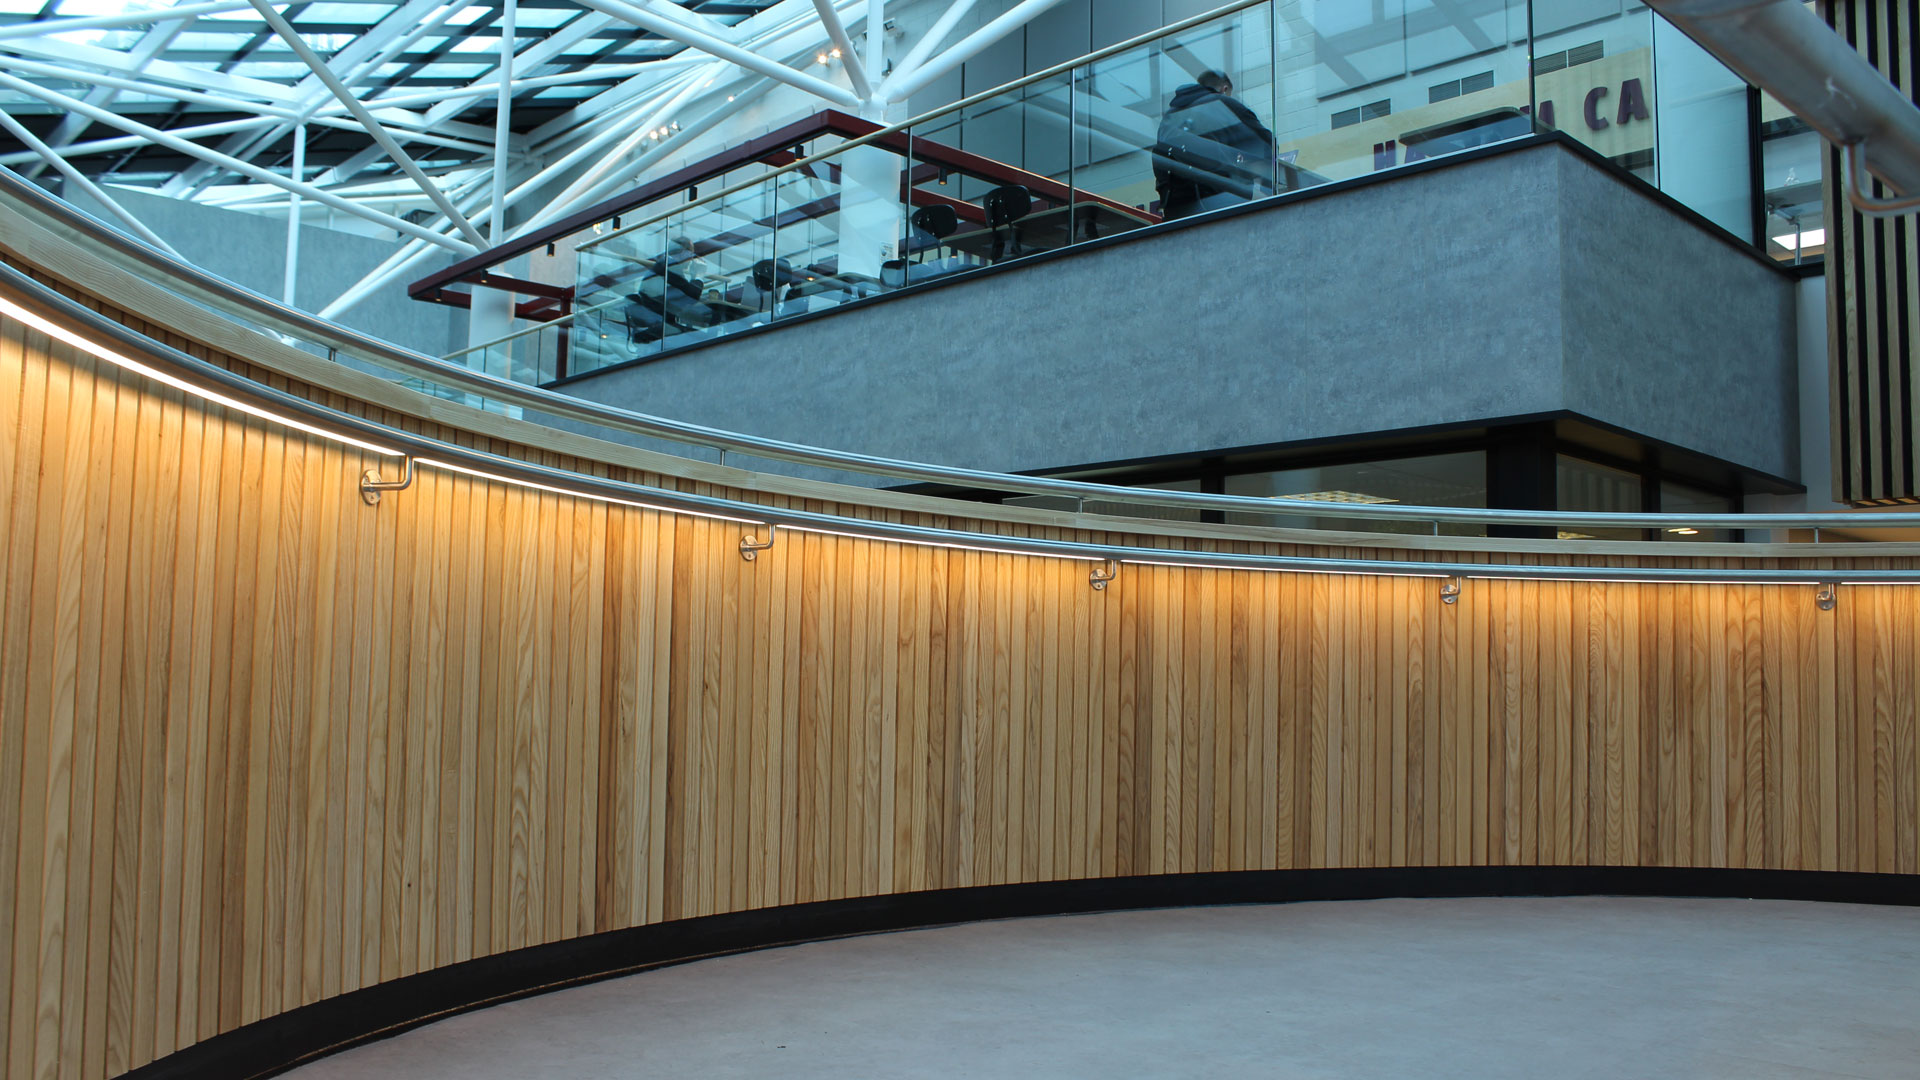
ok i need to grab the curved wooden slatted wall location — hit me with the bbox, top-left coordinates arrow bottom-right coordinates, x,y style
1,241 -> 1918,1080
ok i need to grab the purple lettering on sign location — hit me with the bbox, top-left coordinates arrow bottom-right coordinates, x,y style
1537,100 -> 1555,129
1616,78 -> 1650,124
1584,86 -> 1610,131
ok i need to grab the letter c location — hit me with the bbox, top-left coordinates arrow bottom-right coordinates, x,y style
1584,86 -> 1610,131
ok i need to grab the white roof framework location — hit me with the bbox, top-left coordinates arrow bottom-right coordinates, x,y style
0,0 -> 1077,314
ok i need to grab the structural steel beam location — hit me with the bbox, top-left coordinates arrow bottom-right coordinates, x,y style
0,72 -> 476,252
243,0 -> 491,245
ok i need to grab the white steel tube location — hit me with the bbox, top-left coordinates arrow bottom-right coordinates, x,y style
1647,0 -> 1920,197
283,123 -> 305,305
520,69 -> 711,230
0,109 -> 183,259
883,0 -> 1070,103
491,0 -> 518,242
245,0 -> 491,246
0,73 -> 476,253
576,0 -> 863,109
811,0 -> 873,100
0,53 -> 304,119
0,117 -> 280,167
877,0 -> 976,99
0,0 -> 255,38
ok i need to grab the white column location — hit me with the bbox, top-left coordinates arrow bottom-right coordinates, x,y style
837,144 -> 902,280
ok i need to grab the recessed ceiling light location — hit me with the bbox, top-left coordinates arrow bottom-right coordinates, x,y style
1770,227 -> 1825,250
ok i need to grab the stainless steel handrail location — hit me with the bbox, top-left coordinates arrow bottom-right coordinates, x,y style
8,162 -> 1918,535
1647,0 -> 1920,201
8,259 -> 1913,585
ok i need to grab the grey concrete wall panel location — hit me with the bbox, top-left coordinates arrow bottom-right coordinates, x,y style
62,184 -> 464,359
558,143 -> 1795,485
1026,0 -> 1092,70
964,29 -> 1026,97
1091,0 -> 1167,49
1555,154 -> 1797,479
1165,0 -> 1228,21
908,67 -> 965,117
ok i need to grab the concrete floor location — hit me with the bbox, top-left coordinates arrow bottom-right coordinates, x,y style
286,897 -> 1920,1079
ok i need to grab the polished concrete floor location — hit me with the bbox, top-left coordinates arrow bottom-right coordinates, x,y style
287,897 -> 1920,1079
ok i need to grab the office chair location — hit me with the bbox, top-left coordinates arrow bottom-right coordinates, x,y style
909,204 -> 959,261
982,184 -> 1031,263
751,257 -> 798,308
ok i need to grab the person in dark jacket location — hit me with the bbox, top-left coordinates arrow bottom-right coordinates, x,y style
1153,70 -> 1276,219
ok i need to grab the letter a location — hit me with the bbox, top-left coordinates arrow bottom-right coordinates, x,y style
1616,78 -> 1650,124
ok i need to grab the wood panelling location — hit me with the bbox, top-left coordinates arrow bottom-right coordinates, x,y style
1828,0 -> 1920,503
2,277 -> 1920,1080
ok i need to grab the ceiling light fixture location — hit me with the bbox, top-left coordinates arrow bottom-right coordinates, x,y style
1770,227 -> 1826,250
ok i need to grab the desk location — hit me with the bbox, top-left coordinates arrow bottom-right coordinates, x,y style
921,202 -> 1158,262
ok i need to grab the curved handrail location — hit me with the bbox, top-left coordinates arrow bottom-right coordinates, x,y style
7,259 -> 1915,587
4,164 -> 1917,537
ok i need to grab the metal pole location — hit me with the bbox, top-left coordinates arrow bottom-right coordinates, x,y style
877,0 -> 977,100
884,0 -> 1073,103
491,0 -> 518,244
812,0 -> 873,101
283,123 -> 305,306
0,108 -> 184,259
0,71 -> 474,252
244,0 -> 492,248
575,0 -> 864,109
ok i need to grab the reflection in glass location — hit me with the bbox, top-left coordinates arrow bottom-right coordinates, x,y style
1557,455 -> 1642,541
1076,4 -> 1284,223
1760,92 -> 1823,264
1660,481 -> 1735,542
1225,452 -> 1488,535
1289,0 -> 1532,182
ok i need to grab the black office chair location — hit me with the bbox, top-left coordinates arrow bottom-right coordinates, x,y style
982,184 -> 1031,263
751,257 -> 799,307
909,203 -> 959,261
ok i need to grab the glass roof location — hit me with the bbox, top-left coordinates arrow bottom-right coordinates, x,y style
0,0 -> 789,190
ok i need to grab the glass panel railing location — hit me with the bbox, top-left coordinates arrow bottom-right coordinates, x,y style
572,218 -> 671,376
1074,4 -> 1287,226
1285,0 -> 1533,183
440,0 -> 1796,389
658,183 -> 781,346
761,140 -> 903,318
1760,90 -> 1823,264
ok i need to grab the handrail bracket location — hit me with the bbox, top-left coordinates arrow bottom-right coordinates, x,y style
741,524 -> 778,561
360,455 -> 415,506
1090,559 -> 1119,591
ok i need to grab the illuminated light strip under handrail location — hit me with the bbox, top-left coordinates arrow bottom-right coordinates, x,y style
0,293 -> 399,458
7,173 -> 1920,537
6,265 -> 1920,588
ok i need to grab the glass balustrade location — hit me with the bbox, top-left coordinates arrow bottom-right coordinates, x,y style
443,0 -> 1774,387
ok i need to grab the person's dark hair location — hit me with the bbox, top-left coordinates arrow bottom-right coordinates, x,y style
1197,70 -> 1232,93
